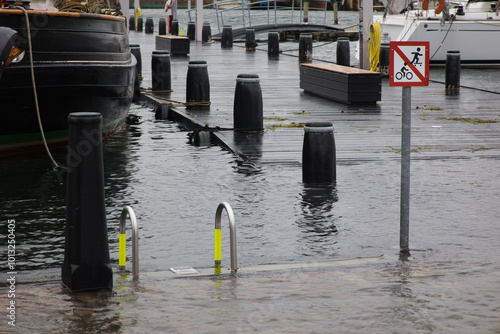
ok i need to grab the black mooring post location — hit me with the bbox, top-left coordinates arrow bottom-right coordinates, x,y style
336,37 -> 350,66
129,15 -> 135,31
151,50 -> 171,92
445,50 -> 461,95
130,44 -> 142,79
221,25 -> 233,48
171,20 -> 179,36
187,21 -> 196,41
145,17 -> 154,34
62,112 -> 112,292
268,31 -> 279,57
186,60 -> 210,109
136,16 -> 143,32
202,22 -> 211,43
158,17 -> 166,35
302,122 -> 336,186
299,33 -> 313,63
379,43 -> 390,76
233,74 -> 263,131
245,28 -> 256,51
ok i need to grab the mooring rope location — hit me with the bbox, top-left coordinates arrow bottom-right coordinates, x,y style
17,6 -> 63,170
141,89 -> 212,108
53,0 -> 122,15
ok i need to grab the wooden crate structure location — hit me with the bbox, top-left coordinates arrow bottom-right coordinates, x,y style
300,63 -> 381,104
155,35 -> 190,56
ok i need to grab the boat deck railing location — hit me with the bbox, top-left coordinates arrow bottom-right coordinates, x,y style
186,0 -> 333,33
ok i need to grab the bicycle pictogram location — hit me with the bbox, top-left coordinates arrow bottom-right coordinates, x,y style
395,63 -> 414,80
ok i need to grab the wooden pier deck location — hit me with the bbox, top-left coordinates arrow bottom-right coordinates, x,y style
130,31 -> 500,168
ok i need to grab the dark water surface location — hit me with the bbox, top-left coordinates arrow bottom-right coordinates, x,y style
1,9 -> 500,333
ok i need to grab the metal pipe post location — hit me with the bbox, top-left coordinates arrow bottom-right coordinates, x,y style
400,86 -> 411,252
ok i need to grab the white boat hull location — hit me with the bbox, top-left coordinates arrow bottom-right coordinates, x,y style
374,1 -> 500,67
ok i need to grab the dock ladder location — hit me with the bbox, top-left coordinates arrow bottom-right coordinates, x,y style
119,206 -> 139,280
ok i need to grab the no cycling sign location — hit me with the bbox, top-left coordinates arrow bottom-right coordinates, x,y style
389,41 -> 430,87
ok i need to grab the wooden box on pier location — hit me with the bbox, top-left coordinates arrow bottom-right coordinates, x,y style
155,35 -> 190,56
300,63 -> 381,104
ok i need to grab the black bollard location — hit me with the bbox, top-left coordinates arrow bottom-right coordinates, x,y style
336,37 -> 350,66
379,43 -> 390,76
130,44 -> 142,79
159,17 -> 167,35
136,16 -> 143,32
221,25 -> 233,48
202,22 -> 211,43
191,129 -> 212,146
187,21 -> 196,41
145,17 -> 154,34
299,33 -> 313,63
268,31 -> 279,57
445,50 -> 461,95
155,104 -> 170,120
129,15 -> 135,31
233,74 -> 263,131
151,50 -> 171,91
186,61 -> 210,109
171,20 -> 179,36
133,68 -> 141,102
245,28 -> 256,51
302,122 -> 336,186
62,112 -> 113,292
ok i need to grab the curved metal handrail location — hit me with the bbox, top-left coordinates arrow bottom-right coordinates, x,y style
214,202 -> 238,273
119,206 -> 139,280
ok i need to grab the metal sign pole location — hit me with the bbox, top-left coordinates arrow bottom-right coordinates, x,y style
400,86 -> 411,252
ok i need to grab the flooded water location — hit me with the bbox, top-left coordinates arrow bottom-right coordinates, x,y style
2,8 -> 500,334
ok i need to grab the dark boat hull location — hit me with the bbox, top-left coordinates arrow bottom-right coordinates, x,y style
0,10 -> 136,153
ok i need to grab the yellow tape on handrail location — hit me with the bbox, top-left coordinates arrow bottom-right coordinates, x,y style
214,228 -> 221,264
119,233 -> 126,267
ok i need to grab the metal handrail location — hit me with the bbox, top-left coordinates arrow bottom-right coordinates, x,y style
187,0 -> 331,33
214,202 -> 238,273
119,206 -> 139,280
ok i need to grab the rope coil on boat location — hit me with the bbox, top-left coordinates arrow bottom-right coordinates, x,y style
53,0 -> 122,15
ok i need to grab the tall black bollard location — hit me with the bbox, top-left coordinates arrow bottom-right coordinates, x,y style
202,22 -> 211,43
159,17 -> 167,35
62,112 -> 113,292
131,44 -> 142,102
129,15 -> 135,31
186,61 -> 210,109
151,50 -> 171,91
445,50 -> 461,95
171,20 -> 179,36
245,28 -> 256,51
302,122 -> 336,186
145,17 -> 154,34
130,44 -> 142,79
187,21 -> 195,40
221,25 -> 233,48
268,31 -> 279,57
299,33 -> 313,63
136,16 -> 143,32
336,37 -> 350,66
233,74 -> 263,131
379,43 -> 390,76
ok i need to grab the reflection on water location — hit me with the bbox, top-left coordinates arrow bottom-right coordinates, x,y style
297,186 -> 339,247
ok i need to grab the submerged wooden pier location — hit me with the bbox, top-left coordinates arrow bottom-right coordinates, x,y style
130,31 -> 500,167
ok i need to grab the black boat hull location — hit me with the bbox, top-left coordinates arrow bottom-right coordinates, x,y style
0,10 -> 136,152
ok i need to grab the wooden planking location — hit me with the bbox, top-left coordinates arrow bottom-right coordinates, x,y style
130,31 -> 500,166
300,64 -> 381,104
301,63 -> 379,75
